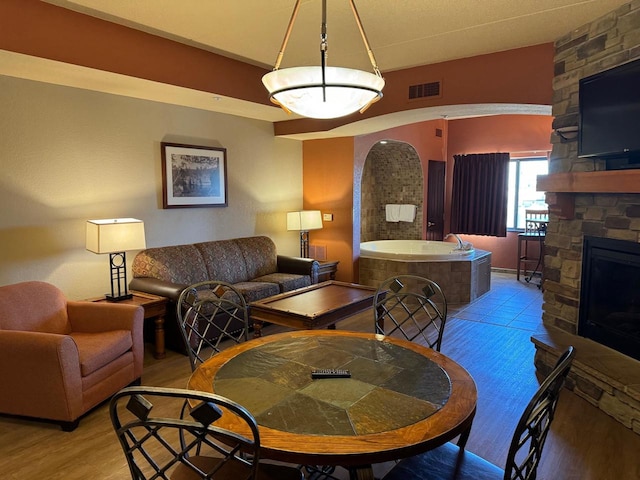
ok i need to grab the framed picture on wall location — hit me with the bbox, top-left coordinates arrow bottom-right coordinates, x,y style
161,142 -> 227,208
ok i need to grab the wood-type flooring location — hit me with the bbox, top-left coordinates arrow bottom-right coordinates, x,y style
1,272 -> 638,480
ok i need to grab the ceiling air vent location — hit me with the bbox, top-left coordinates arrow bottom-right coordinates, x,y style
408,81 -> 441,100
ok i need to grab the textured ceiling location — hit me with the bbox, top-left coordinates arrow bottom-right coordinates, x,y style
42,0 -> 628,72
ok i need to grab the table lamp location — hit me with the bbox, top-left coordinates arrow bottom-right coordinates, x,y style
86,218 -> 146,301
287,210 -> 323,258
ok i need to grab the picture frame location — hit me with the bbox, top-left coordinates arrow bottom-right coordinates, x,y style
161,142 -> 227,208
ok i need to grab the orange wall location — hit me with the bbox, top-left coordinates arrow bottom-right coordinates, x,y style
275,43 -> 554,136
0,0 -> 270,105
303,114 -> 553,281
303,138 -> 356,282
446,115 -> 553,269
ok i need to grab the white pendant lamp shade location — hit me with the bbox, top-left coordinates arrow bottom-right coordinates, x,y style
264,0 -> 384,120
263,66 -> 385,119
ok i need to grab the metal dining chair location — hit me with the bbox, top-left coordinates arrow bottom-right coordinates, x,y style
109,386 -> 302,480
374,275 -> 448,351
177,280 -> 249,371
382,346 -> 575,480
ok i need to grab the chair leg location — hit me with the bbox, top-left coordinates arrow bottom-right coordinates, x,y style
60,419 -> 79,432
517,237 -> 522,281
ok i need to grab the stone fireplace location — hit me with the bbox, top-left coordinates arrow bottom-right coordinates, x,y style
531,1 -> 640,435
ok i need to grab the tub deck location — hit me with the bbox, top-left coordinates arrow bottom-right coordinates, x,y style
359,248 -> 492,304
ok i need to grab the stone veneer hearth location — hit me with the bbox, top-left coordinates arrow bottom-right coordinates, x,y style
533,0 -> 640,435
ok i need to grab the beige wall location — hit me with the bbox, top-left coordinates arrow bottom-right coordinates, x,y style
0,75 -> 303,300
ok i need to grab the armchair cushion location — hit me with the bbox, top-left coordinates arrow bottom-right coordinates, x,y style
70,330 -> 133,377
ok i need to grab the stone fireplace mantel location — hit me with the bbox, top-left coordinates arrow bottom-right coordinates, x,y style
537,170 -> 640,219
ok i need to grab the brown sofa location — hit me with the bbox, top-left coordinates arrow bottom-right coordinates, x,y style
129,236 -> 318,351
0,281 -> 144,431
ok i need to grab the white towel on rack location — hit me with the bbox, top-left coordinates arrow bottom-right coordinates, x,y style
385,204 -> 401,222
399,204 -> 416,222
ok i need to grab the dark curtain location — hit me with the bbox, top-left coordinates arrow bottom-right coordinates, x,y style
450,152 -> 509,237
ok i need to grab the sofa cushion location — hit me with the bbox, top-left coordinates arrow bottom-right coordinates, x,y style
195,240 -> 249,284
70,330 -> 133,377
132,244 -> 208,285
236,236 -> 278,279
232,282 -> 280,303
252,273 -> 310,293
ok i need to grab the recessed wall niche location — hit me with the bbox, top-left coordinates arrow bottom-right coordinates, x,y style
360,141 -> 423,242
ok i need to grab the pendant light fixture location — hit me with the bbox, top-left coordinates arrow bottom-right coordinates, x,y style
262,0 -> 385,119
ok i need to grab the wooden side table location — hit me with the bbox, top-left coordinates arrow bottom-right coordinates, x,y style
86,291 -> 168,359
317,260 -> 339,282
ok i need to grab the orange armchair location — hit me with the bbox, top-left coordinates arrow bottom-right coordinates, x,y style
0,281 -> 144,431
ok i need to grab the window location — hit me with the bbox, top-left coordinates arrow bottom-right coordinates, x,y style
507,157 -> 548,230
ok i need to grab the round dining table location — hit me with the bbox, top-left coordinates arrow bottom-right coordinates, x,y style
187,330 -> 477,480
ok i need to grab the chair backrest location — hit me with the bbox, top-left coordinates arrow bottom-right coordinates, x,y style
110,386 -> 261,480
177,281 -> 249,371
374,275 -> 448,351
504,346 -> 575,480
0,281 -> 70,333
524,209 -> 548,235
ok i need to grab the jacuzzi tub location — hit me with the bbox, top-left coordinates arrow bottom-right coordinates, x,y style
360,240 -> 474,261
358,240 -> 491,304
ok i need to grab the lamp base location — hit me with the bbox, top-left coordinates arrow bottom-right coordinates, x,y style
105,293 -> 133,302
299,230 -> 310,258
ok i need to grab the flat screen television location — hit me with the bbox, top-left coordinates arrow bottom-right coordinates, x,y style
578,57 -> 640,169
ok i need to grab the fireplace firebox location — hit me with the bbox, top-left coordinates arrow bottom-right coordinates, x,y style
579,235 -> 640,361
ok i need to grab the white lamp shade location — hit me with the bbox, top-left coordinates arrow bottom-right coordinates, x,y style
86,218 -> 146,254
263,66 -> 385,119
287,210 -> 323,231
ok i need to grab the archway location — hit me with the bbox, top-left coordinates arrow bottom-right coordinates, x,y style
360,140 -> 423,242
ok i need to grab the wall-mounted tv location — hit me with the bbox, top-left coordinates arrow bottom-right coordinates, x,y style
578,57 -> 640,170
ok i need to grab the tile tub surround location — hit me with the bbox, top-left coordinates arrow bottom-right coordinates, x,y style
535,0 -> 640,435
359,249 -> 491,304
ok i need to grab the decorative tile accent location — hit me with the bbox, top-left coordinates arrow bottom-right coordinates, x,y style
361,142 -> 424,242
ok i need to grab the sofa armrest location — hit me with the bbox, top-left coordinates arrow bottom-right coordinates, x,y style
277,255 -> 320,283
0,330 -> 83,421
130,277 -> 188,301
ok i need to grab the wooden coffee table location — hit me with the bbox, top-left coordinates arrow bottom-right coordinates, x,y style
249,281 -> 376,337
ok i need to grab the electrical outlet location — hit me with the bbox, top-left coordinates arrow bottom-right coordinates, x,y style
323,213 -> 333,221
